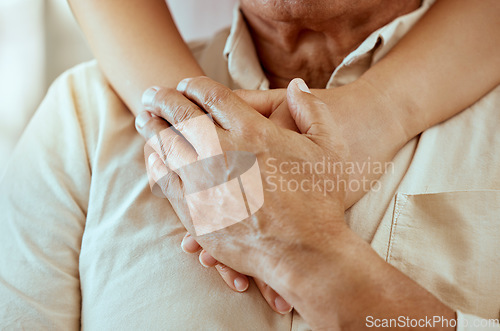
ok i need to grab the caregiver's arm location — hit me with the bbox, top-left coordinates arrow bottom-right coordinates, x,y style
68,0 -> 294,312
68,0 -> 204,115
360,0 -> 500,140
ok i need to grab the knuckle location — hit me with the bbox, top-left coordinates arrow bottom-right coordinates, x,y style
163,134 -> 183,160
203,85 -> 231,109
159,171 -> 176,197
216,264 -> 230,273
245,120 -> 272,143
152,88 -> 176,110
170,103 -> 195,126
148,121 -> 168,144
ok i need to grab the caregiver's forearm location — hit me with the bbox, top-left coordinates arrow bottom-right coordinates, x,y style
68,0 -> 204,115
360,0 -> 500,141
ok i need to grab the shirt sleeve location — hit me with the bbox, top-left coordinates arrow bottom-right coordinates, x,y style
457,311 -> 500,331
0,68 -> 91,330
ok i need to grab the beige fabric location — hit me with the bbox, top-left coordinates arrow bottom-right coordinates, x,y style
385,192 -> 500,316
457,311 -> 500,331
216,3 -> 500,326
369,88 -> 500,321
1,0 -> 500,330
0,63 -> 288,330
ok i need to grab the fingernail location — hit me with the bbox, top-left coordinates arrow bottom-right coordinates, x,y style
199,251 -> 217,267
295,78 -> 310,94
181,234 -> 198,253
234,277 -> 249,292
176,78 -> 191,93
142,87 -> 160,107
275,296 -> 293,314
135,111 -> 152,129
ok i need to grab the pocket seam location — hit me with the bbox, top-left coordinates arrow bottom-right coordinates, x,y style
386,193 -> 409,263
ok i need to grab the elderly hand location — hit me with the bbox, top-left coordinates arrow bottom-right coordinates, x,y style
235,77 -> 411,209
137,73 -> 352,315
138,79 -> 327,315
135,77 -> 455,329
136,76 -> 350,325
136,74 -> 353,315
158,77 -> 411,310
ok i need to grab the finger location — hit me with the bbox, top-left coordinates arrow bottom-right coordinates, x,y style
182,235 -> 250,293
141,87 -> 224,158
234,89 -> 286,118
146,151 -> 169,193
146,151 -> 195,237
254,278 -> 293,315
144,143 -> 167,198
177,76 -> 265,131
137,111 -> 198,171
199,249 -> 218,268
146,152 -> 183,201
214,264 -> 250,293
180,233 -> 201,253
234,89 -> 298,131
268,101 -> 299,132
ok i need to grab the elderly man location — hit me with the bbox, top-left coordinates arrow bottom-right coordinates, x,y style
1,0 -> 499,330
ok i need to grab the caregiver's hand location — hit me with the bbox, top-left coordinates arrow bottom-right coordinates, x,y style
136,77 -> 455,329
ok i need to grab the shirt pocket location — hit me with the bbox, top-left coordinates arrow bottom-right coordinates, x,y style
385,191 -> 500,319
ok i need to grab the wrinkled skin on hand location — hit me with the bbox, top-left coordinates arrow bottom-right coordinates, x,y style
135,77 -> 351,322
136,77 -> 455,330
174,78 -> 406,311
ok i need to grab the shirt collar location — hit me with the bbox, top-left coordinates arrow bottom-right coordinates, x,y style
223,0 -> 436,90
223,4 -> 269,90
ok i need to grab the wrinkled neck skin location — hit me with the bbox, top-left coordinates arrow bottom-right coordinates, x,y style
240,0 -> 421,88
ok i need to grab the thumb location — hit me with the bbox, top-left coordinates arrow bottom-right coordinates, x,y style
286,78 -> 332,137
287,79 -> 349,159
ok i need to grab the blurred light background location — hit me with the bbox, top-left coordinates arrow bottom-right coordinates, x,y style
0,0 -> 237,175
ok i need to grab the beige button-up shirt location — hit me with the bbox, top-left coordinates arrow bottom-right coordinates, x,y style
1,1 -> 499,330
198,4 -> 500,327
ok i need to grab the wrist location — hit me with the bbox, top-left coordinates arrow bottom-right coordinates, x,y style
339,78 -> 411,160
268,226 -> 367,329
356,72 -> 428,144
315,79 -> 411,208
